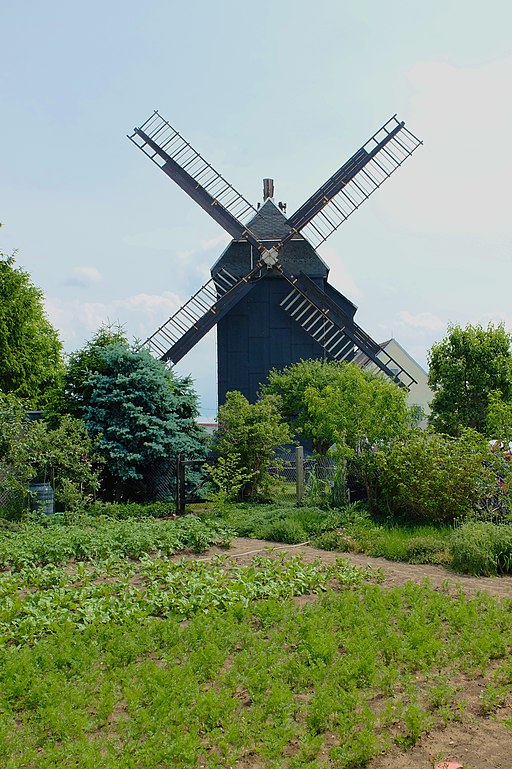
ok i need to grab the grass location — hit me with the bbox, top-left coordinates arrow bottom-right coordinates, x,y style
209,501 -> 453,566
206,500 -> 512,575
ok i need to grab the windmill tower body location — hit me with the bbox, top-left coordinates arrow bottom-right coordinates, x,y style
212,198 -> 356,404
128,112 -> 422,406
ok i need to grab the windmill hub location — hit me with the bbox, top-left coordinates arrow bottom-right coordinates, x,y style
261,246 -> 280,269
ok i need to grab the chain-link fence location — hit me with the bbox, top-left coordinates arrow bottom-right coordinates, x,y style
269,449 -> 338,506
143,449 -> 339,511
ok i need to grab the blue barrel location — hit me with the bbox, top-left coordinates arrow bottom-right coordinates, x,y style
29,482 -> 55,515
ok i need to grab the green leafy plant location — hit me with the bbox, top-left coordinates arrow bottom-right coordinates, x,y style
205,452 -> 256,511
215,391 -> 291,501
428,322 -> 512,436
374,429 -> 508,523
450,521 -> 512,575
0,249 -> 64,407
0,400 -> 101,517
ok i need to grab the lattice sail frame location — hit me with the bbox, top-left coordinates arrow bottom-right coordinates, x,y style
286,116 -> 422,248
128,112 -> 262,243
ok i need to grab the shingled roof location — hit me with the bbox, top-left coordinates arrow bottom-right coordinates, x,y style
211,199 -> 329,279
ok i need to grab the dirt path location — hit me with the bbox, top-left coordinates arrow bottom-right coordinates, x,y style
200,536 -> 512,601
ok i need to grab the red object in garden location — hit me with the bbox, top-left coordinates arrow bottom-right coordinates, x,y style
434,762 -> 464,769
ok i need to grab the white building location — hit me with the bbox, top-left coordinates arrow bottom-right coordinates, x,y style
354,338 -> 432,421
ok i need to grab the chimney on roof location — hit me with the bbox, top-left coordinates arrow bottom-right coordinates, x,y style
263,178 -> 274,201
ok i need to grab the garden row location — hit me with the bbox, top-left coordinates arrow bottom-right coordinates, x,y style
1,567 -> 511,768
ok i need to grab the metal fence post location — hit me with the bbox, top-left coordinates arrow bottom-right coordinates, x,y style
296,445 -> 304,504
176,454 -> 186,515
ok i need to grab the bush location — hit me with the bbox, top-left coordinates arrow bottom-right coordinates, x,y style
0,400 -> 101,517
257,518 -> 308,544
450,522 -> 512,576
374,430 -> 508,524
312,530 -> 351,552
215,392 -> 291,502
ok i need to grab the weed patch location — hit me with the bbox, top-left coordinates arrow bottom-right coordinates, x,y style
450,521 -> 512,575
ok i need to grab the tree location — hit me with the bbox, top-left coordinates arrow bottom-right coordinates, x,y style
428,323 -> 512,436
486,391 -> 512,444
57,323 -> 129,420
83,344 -> 207,501
215,391 -> 291,501
263,359 -> 366,453
0,251 -> 64,406
264,359 -> 415,453
304,364 -> 413,452
303,363 -> 416,503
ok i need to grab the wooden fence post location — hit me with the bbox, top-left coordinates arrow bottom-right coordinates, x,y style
296,445 -> 304,504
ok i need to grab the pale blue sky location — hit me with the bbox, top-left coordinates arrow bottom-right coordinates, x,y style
2,0 -> 512,417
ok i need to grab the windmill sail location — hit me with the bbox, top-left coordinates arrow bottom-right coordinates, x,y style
128,112 -> 265,251
128,110 -> 422,405
280,273 -> 417,388
285,116 -> 422,249
141,267 -> 261,363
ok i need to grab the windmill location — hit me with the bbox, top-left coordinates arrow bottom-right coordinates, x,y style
128,112 -> 422,407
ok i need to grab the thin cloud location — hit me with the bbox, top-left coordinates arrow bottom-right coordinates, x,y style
65,266 -> 102,287
398,310 -> 445,332
44,290 -> 185,351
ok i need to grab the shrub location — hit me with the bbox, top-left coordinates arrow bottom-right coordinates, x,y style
257,518 -> 308,544
312,530 -> 351,552
374,430 -> 508,524
450,521 -> 512,576
215,392 -> 291,502
0,400 -> 101,517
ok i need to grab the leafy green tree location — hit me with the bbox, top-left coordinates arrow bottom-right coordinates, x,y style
486,391 -> 512,444
262,359 -> 352,453
304,364 -> 413,453
215,391 -> 291,501
84,344 -> 207,501
303,363 -> 416,504
0,251 -> 64,406
428,323 -> 512,436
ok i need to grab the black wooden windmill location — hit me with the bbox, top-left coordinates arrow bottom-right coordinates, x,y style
128,112 -> 422,406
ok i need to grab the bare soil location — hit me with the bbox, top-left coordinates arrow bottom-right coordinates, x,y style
195,538 -> 512,769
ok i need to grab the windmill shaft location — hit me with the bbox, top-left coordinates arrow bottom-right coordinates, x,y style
134,129 -> 248,241
285,146 -> 369,236
140,266 -> 262,364
129,112 -> 272,256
